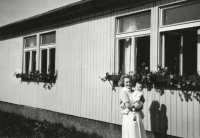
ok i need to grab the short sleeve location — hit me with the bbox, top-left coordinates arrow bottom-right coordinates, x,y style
119,90 -> 130,104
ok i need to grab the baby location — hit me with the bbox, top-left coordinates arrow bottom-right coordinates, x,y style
121,81 -> 144,121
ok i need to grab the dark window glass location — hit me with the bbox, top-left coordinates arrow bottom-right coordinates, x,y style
32,51 -> 36,72
163,3 -> 200,25
49,48 -> 56,74
119,12 -> 151,33
41,50 -> 47,74
25,36 -> 36,48
25,52 -> 30,73
182,28 -> 197,74
164,27 -> 198,75
41,32 -> 56,45
136,36 -> 150,70
165,33 -> 180,74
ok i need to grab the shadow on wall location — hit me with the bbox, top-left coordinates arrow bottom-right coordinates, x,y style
149,101 -> 168,138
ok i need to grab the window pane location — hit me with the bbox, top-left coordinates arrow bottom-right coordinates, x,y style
25,52 -> 30,73
164,28 -> 198,75
49,48 -> 56,74
165,34 -> 180,74
41,32 -> 56,45
136,36 -> 150,70
182,28 -> 197,74
163,3 -> 200,25
25,36 -> 36,48
32,51 -> 36,72
119,38 -> 131,74
118,12 -> 151,33
41,49 -> 47,74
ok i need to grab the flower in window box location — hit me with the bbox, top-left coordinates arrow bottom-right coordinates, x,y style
169,75 -> 173,79
177,84 -> 181,88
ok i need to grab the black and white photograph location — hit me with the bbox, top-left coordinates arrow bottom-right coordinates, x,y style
0,0 -> 200,138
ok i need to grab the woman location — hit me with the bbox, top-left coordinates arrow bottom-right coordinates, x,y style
119,74 -> 147,138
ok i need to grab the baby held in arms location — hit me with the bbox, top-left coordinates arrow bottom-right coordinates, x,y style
121,81 -> 145,121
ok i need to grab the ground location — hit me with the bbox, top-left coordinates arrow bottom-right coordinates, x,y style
0,110 -> 103,138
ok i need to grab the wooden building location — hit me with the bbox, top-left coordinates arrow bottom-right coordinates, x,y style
0,0 -> 200,137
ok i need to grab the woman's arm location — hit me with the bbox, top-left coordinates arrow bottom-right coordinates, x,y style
124,102 -> 134,110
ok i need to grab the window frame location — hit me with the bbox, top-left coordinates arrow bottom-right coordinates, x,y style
23,35 -> 37,73
159,1 -> 200,32
159,1 -> 200,75
115,9 -> 151,74
22,31 -> 56,76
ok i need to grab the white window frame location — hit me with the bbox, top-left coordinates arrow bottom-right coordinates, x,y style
159,1 -> 200,32
23,35 -> 37,73
158,1 -> 200,75
115,9 -> 151,74
22,31 -> 56,75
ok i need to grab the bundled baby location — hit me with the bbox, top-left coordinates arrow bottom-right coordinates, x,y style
121,81 -> 145,121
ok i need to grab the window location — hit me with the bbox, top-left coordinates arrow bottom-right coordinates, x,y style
41,32 -> 56,45
161,28 -> 198,75
23,35 -> 37,73
162,2 -> 200,26
40,32 -> 56,74
23,31 -> 56,75
118,12 -> 151,33
116,11 -> 151,74
24,36 -> 36,48
160,2 -> 200,75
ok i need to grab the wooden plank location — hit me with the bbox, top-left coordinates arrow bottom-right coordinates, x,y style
143,88 -> 148,130
148,88 -> 154,131
110,12 -> 116,124
117,88 -> 122,125
90,18 -> 95,120
105,15 -> 112,123
94,17 -> 100,121
96,16 -> 103,121
193,92 -> 200,138
80,21 -> 87,118
182,91 -> 188,138
165,89 -> 171,135
176,90 -> 183,137
171,90 -> 177,136
154,89 -> 160,133
159,88 -> 167,134
188,92 -> 194,138
85,19 -> 90,119
77,20 -> 82,117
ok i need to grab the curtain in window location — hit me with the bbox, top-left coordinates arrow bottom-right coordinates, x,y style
119,39 -> 131,74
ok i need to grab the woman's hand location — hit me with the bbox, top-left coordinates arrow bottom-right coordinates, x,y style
134,101 -> 143,109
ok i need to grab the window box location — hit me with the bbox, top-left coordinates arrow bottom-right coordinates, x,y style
107,75 -> 121,81
14,71 -> 57,83
15,74 -> 22,78
22,74 -> 31,79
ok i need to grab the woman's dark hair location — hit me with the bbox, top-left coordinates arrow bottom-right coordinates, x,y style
118,74 -> 133,87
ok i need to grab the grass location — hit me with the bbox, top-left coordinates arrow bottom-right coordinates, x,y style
0,110 -> 103,138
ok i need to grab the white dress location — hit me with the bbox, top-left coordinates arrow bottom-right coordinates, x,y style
120,87 -> 147,138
